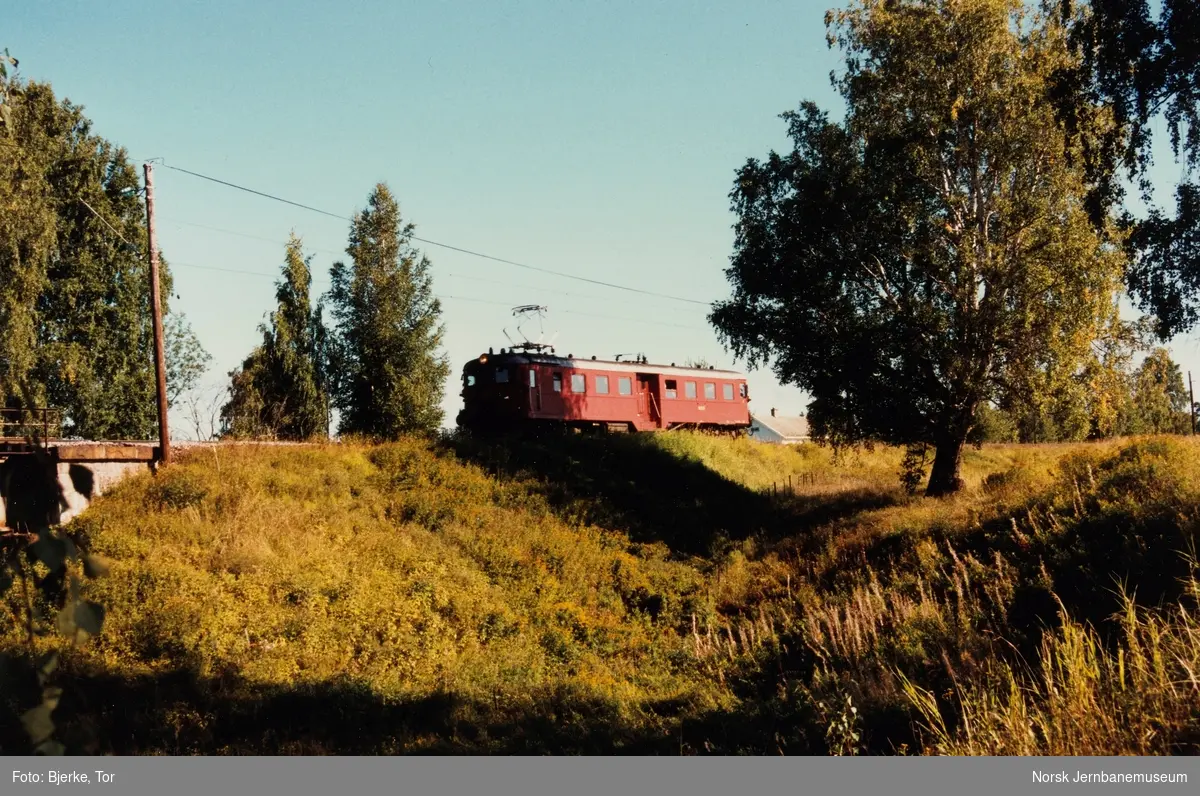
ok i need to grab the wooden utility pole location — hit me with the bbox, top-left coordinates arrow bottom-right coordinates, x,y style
1190,371 -> 1196,436
143,163 -> 171,465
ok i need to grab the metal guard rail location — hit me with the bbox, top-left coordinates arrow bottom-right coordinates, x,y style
0,407 -> 64,442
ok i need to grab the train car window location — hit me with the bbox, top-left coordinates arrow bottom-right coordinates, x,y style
595,375 -> 610,394
465,374 -> 476,387
618,377 -> 632,395
495,368 -> 510,383
685,381 -> 697,399
739,384 -> 748,398
571,374 -> 586,393
553,373 -> 563,392
704,383 -> 716,400
665,379 -> 677,399
723,383 -> 734,400
528,369 -> 537,387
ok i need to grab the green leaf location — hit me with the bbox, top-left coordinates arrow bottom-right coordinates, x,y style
83,555 -> 112,579
75,601 -> 105,635
31,534 -> 66,572
21,704 -> 54,744
62,536 -> 78,563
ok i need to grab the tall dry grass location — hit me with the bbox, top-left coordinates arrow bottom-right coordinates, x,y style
1,432 -> 1196,754
902,580 -> 1200,755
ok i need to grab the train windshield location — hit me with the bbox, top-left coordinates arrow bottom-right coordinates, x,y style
463,361 -> 493,387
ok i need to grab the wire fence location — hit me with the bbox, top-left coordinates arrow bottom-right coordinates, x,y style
763,471 -> 823,502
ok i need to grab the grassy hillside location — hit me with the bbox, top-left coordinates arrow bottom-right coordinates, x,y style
2,431 -> 1198,754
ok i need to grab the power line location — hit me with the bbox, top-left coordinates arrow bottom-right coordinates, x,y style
156,162 -> 713,307
159,164 -> 347,221
162,216 -> 704,314
161,216 -> 342,256
166,260 -> 709,332
170,260 -> 277,278
441,272 -> 705,314
164,226 -> 701,312
78,199 -> 140,253
558,307 -> 704,331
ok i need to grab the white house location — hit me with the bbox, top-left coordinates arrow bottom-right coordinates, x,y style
749,409 -> 811,444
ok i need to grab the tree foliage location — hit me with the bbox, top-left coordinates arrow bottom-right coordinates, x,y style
0,452 -> 113,753
220,235 -> 328,440
0,69 -> 208,438
1055,0 -> 1200,336
710,0 -> 1124,495
326,184 -> 449,438
1129,347 -> 1192,434
0,61 -> 55,411
220,347 -> 271,439
165,312 -> 212,410
0,48 -> 110,756
976,337 -> 1195,440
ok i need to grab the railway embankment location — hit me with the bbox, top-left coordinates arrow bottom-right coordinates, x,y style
2,432 -> 1197,755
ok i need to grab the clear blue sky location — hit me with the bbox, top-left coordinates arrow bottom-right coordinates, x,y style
9,1 -> 1200,436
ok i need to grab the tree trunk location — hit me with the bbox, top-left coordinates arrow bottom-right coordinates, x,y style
925,434 -> 966,497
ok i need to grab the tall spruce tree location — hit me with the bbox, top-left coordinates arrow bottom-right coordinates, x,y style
220,235 -> 328,440
326,184 -> 448,438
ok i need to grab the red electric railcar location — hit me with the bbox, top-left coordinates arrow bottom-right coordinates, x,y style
456,346 -> 751,433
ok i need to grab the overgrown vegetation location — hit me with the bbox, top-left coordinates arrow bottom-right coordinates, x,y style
325,184 -> 449,438
975,339 -> 1197,443
0,450 -> 113,755
0,58 -> 209,437
710,0 -> 1128,496
221,234 -> 329,441
221,185 -> 450,443
1054,0 -> 1200,338
2,431 -> 1196,754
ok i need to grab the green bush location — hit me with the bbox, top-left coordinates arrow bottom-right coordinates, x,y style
3,433 -> 1195,754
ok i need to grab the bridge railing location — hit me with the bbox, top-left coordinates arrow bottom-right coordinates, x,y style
0,407 -> 64,442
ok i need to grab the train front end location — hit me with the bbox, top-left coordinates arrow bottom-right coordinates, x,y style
456,352 -> 528,433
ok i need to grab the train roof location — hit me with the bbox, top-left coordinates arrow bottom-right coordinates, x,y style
466,350 -> 746,380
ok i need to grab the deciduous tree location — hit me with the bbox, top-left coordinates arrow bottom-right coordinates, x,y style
0,69 -> 209,438
711,0 -> 1125,495
1129,348 -> 1191,434
220,235 -> 328,439
1055,0 -> 1200,337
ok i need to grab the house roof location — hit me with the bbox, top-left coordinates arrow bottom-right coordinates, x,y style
751,414 -> 811,440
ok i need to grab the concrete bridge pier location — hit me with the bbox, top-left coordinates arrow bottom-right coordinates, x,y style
0,443 -> 156,531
